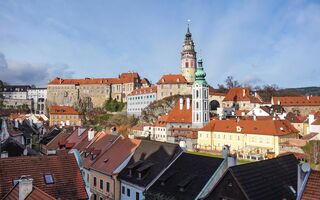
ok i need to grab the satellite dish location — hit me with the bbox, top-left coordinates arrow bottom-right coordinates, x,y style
301,163 -> 311,173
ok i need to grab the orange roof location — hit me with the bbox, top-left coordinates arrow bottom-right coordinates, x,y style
157,74 -> 188,84
129,86 -> 157,96
223,87 -> 262,103
201,118 -> 299,136
301,170 -> 320,200
50,105 -> 79,115
165,98 -> 192,123
48,72 -> 140,85
90,137 -> 141,175
0,155 -> 87,200
272,96 -> 320,106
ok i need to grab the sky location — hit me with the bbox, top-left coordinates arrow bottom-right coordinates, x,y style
0,0 -> 319,88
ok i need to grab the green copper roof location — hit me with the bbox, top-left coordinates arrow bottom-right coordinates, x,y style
195,59 -> 207,85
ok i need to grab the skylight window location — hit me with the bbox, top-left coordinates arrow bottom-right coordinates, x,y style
44,174 -> 54,184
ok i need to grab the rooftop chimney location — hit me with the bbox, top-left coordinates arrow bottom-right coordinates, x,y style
179,98 -> 183,110
242,89 -> 246,97
88,129 -> 95,141
19,175 -> 33,200
222,145 -> 237,167
277,100 -> 281,105
186,98 -> 190,110
307,96 -> 310,100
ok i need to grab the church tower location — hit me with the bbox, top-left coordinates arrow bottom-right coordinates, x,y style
192,59 -> 209,128
181,26 -> 197,83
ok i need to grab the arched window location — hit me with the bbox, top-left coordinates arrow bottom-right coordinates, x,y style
196,114 -> 199,121
196,90 -> 199,98
196,102 -> 199,109
185,62 -> 189,68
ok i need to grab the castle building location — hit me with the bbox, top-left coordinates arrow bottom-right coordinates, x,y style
47,72 -> 143,108
192,59 -> 209,128
181,26 -> 197,83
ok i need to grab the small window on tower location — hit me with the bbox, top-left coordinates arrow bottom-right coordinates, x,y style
185,62 -> 189,68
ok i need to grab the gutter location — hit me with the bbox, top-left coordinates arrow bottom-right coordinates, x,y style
296,170 -> 311,200
195,159 -> 226,200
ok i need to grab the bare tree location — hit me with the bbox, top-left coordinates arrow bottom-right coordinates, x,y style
225,76 -> 241,89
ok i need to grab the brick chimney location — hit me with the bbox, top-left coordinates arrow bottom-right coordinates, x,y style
18,175 -> 33,200
179,98 -> 183,110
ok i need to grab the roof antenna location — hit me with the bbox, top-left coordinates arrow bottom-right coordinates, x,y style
187,19 -> 191,32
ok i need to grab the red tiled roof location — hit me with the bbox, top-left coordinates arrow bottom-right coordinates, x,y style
49,72 -> 140,85
157,74 -> 188,84
3,184 -> 56,200
129,86 -> 157,96
81,132 -> 119,169
165,98 -> 192,123
65,128 -> 90,148
223,87 -> 262,103
0,155 -> 88,200
272,96 -> 320,106
301,170 -> 320,200
201,118 -> 299,136
90,137 -> 141,175
46,130 -> 71,150
50,105 -> 79,115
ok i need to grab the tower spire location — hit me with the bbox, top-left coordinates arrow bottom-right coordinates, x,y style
195,59 -> 207,85
181,20 -> 197,83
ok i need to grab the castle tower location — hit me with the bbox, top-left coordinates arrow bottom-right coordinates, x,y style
192,59 -> 209,128
181,26 -> 197,83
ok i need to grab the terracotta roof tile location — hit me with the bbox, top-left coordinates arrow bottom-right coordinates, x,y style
165,98 -> 192,123
90,137 -> 141,175
157,74 -> 188,84
301,170 -> 320,200
49,72 -> 140,85
129,86 -> 157,96
223,87 -> 262,103
81,132 -> 119,169
272,96 -> 320,106
201,118 -> 299,136
50,105 -> 79,115
0,155 -> 88,200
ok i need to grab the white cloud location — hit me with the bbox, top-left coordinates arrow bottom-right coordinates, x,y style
0,52 -> 74,86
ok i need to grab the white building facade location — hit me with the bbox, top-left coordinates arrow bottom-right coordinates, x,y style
192,59 -> 209,128
27,88 -> 47,114
127,86 -> 157,116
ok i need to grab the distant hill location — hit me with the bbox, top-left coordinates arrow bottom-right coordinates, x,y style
279,87 -> 320,96
257,86 -> 320,102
